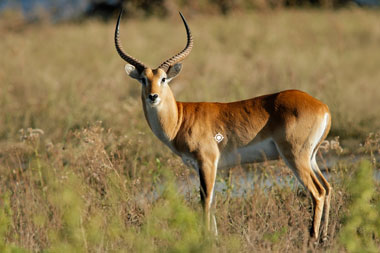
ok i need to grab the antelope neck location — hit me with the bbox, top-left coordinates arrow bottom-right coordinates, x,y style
142,87 -> 182,143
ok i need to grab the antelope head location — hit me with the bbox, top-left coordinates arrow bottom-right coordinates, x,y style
115,10 -> 193,108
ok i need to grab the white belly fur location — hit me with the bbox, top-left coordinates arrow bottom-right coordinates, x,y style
218,138 -> 279,169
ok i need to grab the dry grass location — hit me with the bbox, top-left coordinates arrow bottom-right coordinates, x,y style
1,8 -> 380,252
1,9 -> 380,142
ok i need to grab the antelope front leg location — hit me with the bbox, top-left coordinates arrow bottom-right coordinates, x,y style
197,153 -> 218,235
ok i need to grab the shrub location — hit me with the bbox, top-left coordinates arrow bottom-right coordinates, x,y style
340,160 -> 380,252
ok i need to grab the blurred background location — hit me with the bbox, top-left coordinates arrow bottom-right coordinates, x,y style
1,0 -> 380,22
1,0 -> 379,146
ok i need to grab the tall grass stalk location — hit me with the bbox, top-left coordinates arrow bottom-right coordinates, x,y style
340,160 -> 380,252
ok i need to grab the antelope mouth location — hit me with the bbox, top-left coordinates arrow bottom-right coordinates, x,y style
148,97 -> 161,107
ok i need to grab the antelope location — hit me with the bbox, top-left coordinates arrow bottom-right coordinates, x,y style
114,10 -> 332,241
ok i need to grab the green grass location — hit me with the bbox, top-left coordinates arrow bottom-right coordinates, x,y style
340,160 -> 380,253
1,8 -> 380,252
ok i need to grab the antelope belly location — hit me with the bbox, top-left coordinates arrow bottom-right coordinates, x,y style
218,138 -> 279,169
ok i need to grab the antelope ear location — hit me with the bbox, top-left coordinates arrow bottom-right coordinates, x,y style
166,63 -> 182,80
125,64 -> 140,79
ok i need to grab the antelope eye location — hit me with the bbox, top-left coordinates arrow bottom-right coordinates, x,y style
161,78 -> 166,83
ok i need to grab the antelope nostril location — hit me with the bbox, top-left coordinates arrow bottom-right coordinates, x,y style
149,94 -> 158,101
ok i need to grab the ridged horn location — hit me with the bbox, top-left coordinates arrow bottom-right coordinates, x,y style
158,12 -> 193,72
115,9 -> 147,72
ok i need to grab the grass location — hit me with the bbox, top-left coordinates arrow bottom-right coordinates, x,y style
0,8 -> 380,252
340,160 -> 380,252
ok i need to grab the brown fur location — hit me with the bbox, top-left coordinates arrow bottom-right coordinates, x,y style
129,66 -> 331,240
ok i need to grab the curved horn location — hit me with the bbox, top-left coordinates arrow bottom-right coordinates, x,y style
115,10 -> 147,72
158,12 -> 193,72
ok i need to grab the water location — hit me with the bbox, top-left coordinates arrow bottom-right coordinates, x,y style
0,0 -> 90,21
140,154 -> 380,202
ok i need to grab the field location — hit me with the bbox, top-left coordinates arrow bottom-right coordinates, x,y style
1,8 -> 380,252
